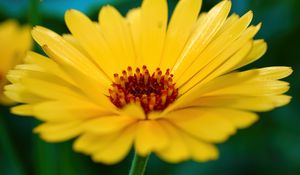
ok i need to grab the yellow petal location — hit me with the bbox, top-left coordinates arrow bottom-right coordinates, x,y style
208,108 -> 258,129
206,41 -> 253,77
156,120 -> 190,163
84,116 -> 137,134
0,94 -> 14,106
9,65 -> 74,90
0,21 -> 31,77
33,100 -> 111,122
179,24 -> 261,93
160,0 -> 202,70
31,26 -> 108,84
178,23 -> 261,90
122,104 -> 146,119
4,83 -> 45,103
162,70 -> 258,115
91,125 -> 136,164
139,0 -> 168,71
172,0 -> 231,75
207,79 -> 290,97
16,25 -> 32,53
11,104 -> 34,116
65,10 -> 119,78
255,66 -> 293,80
99,6 -> 136,67
214,13 -> 239,37
34,121 -> 83,142
0,20 -> 18,36
126,8 -> 141,63
24,52 -> 74,84
20,77 -> 84,101
135,120 -> 170,156
165,108 -> 236,143
172,67 -> 291,113
62,34 -> 91,58
157,119 -> 219,162
190,95 -> 292,112
73,132 -> 117,155
41,41 -> 110,99
181,133 -> 219,162
170,108 -> 258,130
45,54 -> 115,110
172,108 -> 259,129
44,52 -> 115,110
176,11 -> 253,87
179,40 -> 253,93
233,39 -> 267,69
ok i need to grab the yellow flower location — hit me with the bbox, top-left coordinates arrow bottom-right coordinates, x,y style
5,0 -> 292,164
0,20 -> 32,105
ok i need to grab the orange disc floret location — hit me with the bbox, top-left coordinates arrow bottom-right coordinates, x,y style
109,66 -> 178,114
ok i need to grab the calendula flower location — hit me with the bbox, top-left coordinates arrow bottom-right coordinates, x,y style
5,0 -> 291,165
0,20 -> 31,105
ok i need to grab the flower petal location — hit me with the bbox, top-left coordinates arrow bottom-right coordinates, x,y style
176,11 -> 254,87
172,67 -> 291,112
74,132 -> 116,155
190,95 -> 291,112
254,66 -> 293,80
215,13 -> 239,36
64,10 -> 120,78
24,52 -> 75,85
91,125 -> 136,164
62,34 -> 91,58
135,120 -> 170,156
11,104 -> 33,116
162,69 -> 258,115
126,8 -> 141,62
34,121 -> 83,142
19,77 -> 83,101
99,6 -> 136,68
139,0 -> 168,71
83,116 -> 137,134
206,79 -> 289,97
4,83 -> 45,103
168,108 -> 259,129
233,39 -> 267,69
157,120 -> 219,162
210,108 -> 258,129
165,108 -> 236,143
172,0 -> 231,75
32,26 -> 108,83
156,120 -> 190,163
122,104 -> 146,119
33,100 -> 111,122
181,131 -> 219,162
179,40 -> 254,93
160,0 -> 202,70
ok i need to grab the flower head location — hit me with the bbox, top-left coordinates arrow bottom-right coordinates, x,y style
0,20 -> 32,105
5,0 -> 292,164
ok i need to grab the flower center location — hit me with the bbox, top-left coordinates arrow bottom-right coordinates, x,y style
108,66 -> 178,114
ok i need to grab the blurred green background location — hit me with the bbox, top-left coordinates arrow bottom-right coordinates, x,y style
0,0 -> 299,175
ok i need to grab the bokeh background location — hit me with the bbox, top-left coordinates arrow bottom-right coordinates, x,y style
0,0 -> 299,175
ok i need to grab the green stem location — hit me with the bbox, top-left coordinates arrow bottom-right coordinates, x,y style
129,152 -> 150,175
28,0 -> 41,26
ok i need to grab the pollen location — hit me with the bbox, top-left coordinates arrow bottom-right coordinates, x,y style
108,66 -> 178,114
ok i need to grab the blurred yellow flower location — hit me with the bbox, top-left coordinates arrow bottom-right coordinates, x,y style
5,0 -> 292,164
0,20 -> 32,105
